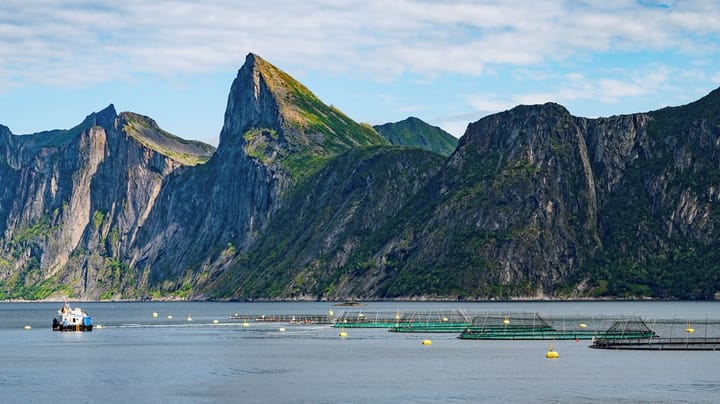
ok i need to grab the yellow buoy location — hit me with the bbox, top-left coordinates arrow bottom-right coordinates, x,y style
167,315 -> 173,319
278,327 -> 286,332
213,319 -> 219,324
96,325 -> 103,329
503,317 -> 510,325
152,312 -> 158,318
242,321 -> 250,327
187,315 -> 192,321
686,323 -> 695,333
546,341 -> 559,359
579,323 -> 587,328
422,339 -> 432,346
339,327 -> 348,338
23,325 -> 31,330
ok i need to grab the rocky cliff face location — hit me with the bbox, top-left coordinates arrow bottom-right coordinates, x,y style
324,103 -> 610,299
0,105 -> 213,299
330,91 -> 720,300
205,145 -> 446,299
586,90 -> 720,298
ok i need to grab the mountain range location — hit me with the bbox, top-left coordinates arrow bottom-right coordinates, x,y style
1,53 -> 718,301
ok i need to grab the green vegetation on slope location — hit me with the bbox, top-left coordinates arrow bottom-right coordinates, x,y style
205,145 -> 446,299
581,90 -> 720,299
249,55 -> 389,182
122,112 -> 215,166
374,117 -> 458,157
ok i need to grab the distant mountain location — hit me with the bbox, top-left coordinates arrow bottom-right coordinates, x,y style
374,117 -> 457,157
1,53 -> 719,301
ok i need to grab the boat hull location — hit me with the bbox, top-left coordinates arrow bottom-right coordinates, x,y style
52,323 -> 93,332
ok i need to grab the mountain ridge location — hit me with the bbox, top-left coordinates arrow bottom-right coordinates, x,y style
1,53 -> 719,300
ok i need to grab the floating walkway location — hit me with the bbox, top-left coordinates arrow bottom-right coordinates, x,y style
590,337 -> 720,350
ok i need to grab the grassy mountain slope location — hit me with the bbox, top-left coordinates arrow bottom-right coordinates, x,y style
374,117 -> 458,157
121,112 -> 215,166
237,54 -> 389,182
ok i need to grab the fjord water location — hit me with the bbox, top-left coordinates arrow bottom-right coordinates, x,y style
1,301 -> 719,403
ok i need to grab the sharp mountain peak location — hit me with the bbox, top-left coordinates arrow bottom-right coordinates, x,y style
82,104 -> 117,129
220,52 -> 387,182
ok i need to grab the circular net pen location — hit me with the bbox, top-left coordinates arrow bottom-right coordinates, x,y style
460,312 -> 553,340
591,318 -> 720,350
333,309 -> 473,329
388,309 -> 475,333
459,313 -> 655,340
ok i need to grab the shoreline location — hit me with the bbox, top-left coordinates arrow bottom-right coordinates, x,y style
2,296 -> 717,303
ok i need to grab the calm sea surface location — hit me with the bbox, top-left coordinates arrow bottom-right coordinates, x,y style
1,301 -> 719,403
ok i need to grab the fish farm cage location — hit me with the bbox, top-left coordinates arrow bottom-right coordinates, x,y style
333,309 -> 474,330
591,318 -> 720,350
458,313 -> 656,340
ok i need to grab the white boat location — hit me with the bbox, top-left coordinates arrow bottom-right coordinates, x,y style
52,302 -> 93,331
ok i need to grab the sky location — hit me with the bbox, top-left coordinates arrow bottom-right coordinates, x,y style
1,0 -> 719,146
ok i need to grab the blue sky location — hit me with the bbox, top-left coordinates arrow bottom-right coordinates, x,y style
1,0 -> 719,145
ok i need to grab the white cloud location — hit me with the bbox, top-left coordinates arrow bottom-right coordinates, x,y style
1,0 -> 719,90
465,64 -> 675,119
2,0 -> 719,143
